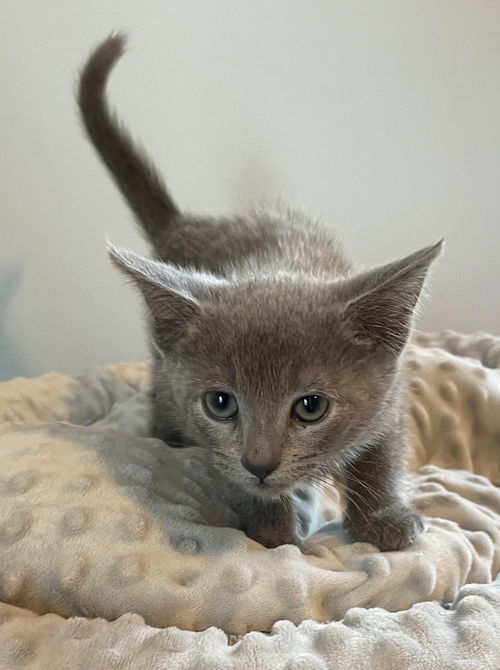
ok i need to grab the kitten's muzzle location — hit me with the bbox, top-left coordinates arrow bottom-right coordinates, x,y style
240,455 -> 279,481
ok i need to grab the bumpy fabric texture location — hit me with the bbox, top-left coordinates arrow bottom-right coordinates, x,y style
0,330 -> 499,668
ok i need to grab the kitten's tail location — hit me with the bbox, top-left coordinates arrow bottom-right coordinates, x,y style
78,33 -> 179,245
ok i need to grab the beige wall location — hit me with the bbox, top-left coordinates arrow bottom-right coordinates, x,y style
1,1 -> 499,379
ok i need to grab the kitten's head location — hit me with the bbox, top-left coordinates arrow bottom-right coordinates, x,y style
109,241 -> 442,498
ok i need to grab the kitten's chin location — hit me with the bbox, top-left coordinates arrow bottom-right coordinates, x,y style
245,479 -> 289,499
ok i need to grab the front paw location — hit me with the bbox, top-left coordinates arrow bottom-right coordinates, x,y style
344,504 -> 425,551
245,526 -> 304,550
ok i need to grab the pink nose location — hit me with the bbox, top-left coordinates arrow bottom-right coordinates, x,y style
241,456 -> 279,480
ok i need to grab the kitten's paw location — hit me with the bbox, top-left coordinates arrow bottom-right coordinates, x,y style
345,505 -> 425,552
247,527 -> 304,551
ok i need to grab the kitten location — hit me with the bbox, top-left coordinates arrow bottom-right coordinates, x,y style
78,34 -> 442,551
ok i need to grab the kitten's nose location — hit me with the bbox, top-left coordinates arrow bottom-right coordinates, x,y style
241,456 -> 279,480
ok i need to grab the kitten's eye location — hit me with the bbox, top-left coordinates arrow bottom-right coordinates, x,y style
292,395 -> 329,423
203,391 -> 238,420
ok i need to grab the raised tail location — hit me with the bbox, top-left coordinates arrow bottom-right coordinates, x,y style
78,33 -> 179,244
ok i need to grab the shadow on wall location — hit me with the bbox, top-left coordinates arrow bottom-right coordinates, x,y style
229,158 -> 278,212
0,268 -> 28,381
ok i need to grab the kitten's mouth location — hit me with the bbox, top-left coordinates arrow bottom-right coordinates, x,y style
249,478 -> 287,498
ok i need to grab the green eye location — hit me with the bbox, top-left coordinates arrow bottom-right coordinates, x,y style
203,391 -> 238,420
292,395 -> 329,423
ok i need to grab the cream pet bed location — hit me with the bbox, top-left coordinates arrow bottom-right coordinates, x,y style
0,330 -> 499,668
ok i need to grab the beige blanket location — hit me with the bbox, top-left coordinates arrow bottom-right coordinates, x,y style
0,330 -> 499,668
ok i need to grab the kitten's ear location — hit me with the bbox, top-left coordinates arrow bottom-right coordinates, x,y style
341,240 -> 444,355
108,243 -> 224,348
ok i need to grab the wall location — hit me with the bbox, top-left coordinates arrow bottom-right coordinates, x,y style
1,1 -> 499,379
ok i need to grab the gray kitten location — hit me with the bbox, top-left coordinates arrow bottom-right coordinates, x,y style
78,34 -> 442,551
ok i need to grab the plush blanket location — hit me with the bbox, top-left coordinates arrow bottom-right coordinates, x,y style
0,330 -> 499,668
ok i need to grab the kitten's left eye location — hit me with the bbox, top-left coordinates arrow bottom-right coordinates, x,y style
292,395 -> 329,423
203,391 -> 238,420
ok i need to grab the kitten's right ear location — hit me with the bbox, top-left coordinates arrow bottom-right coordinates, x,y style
108,243 -> 218,348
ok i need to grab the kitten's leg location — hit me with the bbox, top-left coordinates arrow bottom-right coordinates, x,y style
343,432 -> 424,551
233,493 -> 303,550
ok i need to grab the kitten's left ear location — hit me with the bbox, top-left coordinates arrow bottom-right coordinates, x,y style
341,239 -> 444,355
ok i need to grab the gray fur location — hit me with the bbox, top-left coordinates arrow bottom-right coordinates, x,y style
79,34 -> 443,550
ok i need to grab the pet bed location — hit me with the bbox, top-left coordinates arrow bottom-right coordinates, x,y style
0,330 -> 499,668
